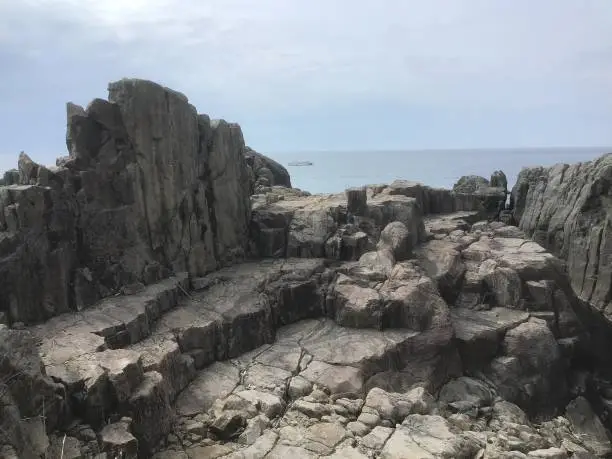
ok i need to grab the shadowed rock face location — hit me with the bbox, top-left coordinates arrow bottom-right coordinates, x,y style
512,153 -> 612,376
244,147 -> 292,192
0,79 -> 251,325
512,153 -> 612,315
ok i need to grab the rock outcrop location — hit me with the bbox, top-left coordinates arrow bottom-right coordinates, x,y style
250,179 -> 510,261
453,175 -> 490,193
1,213 -> 601,458
0,79 -> 252,325
244,146 -> 292,193
512,153 -> 611,316
454,170 -> 508,195
1,80 -> 610,458
512,153 -> 612,381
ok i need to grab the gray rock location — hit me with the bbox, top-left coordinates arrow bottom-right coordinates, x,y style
453,175 -> 490,193
377,221 -> 412,261
346,186 -> 368,216
487,318 -> 567,419
490,170 -> 508,191
99,420 -> 138,457
4,80 -> 610,459
244,146 -> 291,189
1,79 -> 253,325
438,377 -> 496,410
381,414 -> 482,458
210,412 -> 247,440
566,396 -> 612,457
512,153 -> 611,320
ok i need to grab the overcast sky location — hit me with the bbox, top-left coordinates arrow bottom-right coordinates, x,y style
1,0 -> 611,172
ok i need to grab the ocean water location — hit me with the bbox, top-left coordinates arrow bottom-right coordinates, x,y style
270,147 -> 611,194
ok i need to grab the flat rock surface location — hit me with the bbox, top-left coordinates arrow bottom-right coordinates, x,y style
452,307 -> 530,342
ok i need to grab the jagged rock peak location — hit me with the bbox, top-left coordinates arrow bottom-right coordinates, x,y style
0,78 -> 253,325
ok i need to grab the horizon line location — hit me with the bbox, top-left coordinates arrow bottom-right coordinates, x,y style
265,145 -> 612,155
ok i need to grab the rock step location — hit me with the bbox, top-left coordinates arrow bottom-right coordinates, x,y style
27,260 -> 331,449
172,318 -> 442,417
31,273 -> 190,362
30,256 -> 461,455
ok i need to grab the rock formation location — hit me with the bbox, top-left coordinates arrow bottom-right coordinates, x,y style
512,153 -> 611,315
0,80 -> 610,458
512,153 -> 612,368
0,79 -> 252,325
244,146 -> 292,193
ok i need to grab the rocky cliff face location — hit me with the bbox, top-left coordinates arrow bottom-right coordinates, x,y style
512,153 -> 612,336
0,79 -> 252,325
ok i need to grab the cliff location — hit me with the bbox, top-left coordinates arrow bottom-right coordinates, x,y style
0,79 -> 255,325
512,153 -> 612,322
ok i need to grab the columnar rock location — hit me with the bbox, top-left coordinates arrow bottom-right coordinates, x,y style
490,170 -> 508,191
0,169 -> 19,186
346,186 -> 368,216
512,153 -> 612,322
382,179 -> 505,218
0,79 -> 252,324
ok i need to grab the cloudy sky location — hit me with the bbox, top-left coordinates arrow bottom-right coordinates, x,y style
1,0 -> 611,172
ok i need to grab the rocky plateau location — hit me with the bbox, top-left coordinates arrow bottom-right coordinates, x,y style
0,79 -> 611,459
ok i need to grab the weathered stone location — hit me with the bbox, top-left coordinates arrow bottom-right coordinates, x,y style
210,412 -> 247,440
129,371 -> 174,454
381,414 -> 482,458
513,153 -> 611,322
331,277 -> 383,329
490,170 -> 508,191
0,79 -> 254,326
346,187 -> 367,216
438,377 -> 496,410
479,259 -> 523,308
175,362 -> 240,417
451,307 -> 529,371
565,396 -> 612,457
99,420 -> 138,457
244,146 -> 291,190
5,81 -> 612,459
454,175 -> 490,193
377,221 -> 412,261
488,318 -> 567,419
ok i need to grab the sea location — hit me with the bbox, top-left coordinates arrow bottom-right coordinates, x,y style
269,147 -> 611,194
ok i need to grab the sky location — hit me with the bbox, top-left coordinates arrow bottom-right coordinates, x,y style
0,0 -> 611,172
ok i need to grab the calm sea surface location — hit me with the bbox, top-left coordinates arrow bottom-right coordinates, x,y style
269,147 -> 611,194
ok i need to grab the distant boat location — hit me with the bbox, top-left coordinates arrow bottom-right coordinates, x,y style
288,161 -> 314,167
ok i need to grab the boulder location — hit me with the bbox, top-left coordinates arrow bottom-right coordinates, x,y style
244,146 -> 291,191
377,221 -> 412,261
453,175 -> 490,193
490,170 -> 508,191
487,318 -> 568,419
0,327 -> 66,456
565,396 -> 612,457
